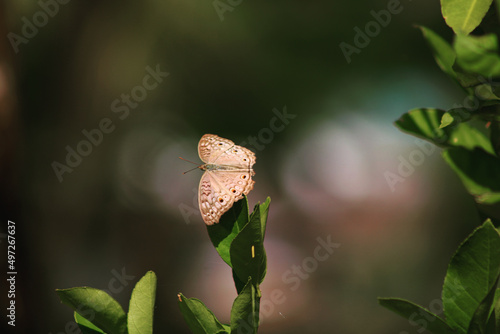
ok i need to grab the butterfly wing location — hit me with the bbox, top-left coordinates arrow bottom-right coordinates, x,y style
198,170 -> 234,225
198,169 -> 255,225
198,134 -> 235,164
197,134 -> 256,225
212,144 -> 256,170
211,170 -> 255,199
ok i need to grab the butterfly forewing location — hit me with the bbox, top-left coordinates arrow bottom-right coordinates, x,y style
213,145 -> 256,169
198,134 -> 235,164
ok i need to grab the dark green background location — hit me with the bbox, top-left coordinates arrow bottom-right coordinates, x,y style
0,0 -> 481,333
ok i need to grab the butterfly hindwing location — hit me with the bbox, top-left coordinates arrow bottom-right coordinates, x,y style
198,171 -> 235,225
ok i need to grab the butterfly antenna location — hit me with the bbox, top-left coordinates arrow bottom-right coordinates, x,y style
179,157 -> 202,174
182,166 -> 201,174
178,157 -> 199,165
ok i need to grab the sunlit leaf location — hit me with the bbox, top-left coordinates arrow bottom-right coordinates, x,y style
441,0 -> 493,35
74,312 -> 106,334
447,122 -> 494,154
177,293 -> 229,334
395,108 -> 448,145
128,271 -> 157,334
56,287 -> 127,334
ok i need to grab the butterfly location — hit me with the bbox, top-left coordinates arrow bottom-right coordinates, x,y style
195,134 -> 256,225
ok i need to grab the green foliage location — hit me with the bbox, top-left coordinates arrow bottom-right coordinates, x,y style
74,312 -> 106,334
178,196 -> 271,334
177,294 -> 230,334
395,108 -> 448,145
382,2 -> 500,333
441,0 -> 494,35
230,200 -> 268,291
56,287 -> 127,334
442,221 -> 500,332
206,198 -> 249,267
395,109 -> 494,153
396,3 -> 500,209
128,271 -> 157,334
454,33 -> 500,77
418,25 -> 457,78
56,196 -> 270,334
380,220 -> 500,334
56,271 -> 157,334
230,278 -> 260,333
442,148 -> 500,204
378,298 -> 455,334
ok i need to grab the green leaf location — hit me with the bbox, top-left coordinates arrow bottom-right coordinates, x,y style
441,101 -> 500,129
74,312 -> 106,334
442,148 -> 500,204
230,200 -> 268,292
454,34 -> 500,77
397,108 -> 495,154
441,0 -> 494,35
395,108 -> 448,146
441,111 -> 459,128
442,220 -> 500,333
467,275 -> 500,334
491,120 -> 500,156
440,108 -> 473,128
395,108 -> 493,153
418,25 -> 457,78
177,293 -> 229,334
253,197 -> 270,239
207,196 -> 250,267
378,298 -> 455,334
128,271 -> 157,334
230,278 -> 260,334
232,269 -> 248,297
475,83 -> 500,101
56,287 -> 127,334
447,122 -> 495,154
494,287 -> 500,332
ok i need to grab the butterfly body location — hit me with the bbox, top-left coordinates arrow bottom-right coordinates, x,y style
196,134 -> 256,225
200,164 -> 244,171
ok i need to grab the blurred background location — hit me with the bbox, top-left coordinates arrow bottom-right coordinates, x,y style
0,0 -> 485,333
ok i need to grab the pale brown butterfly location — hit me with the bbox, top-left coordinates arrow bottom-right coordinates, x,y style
187,134 -> 256,225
